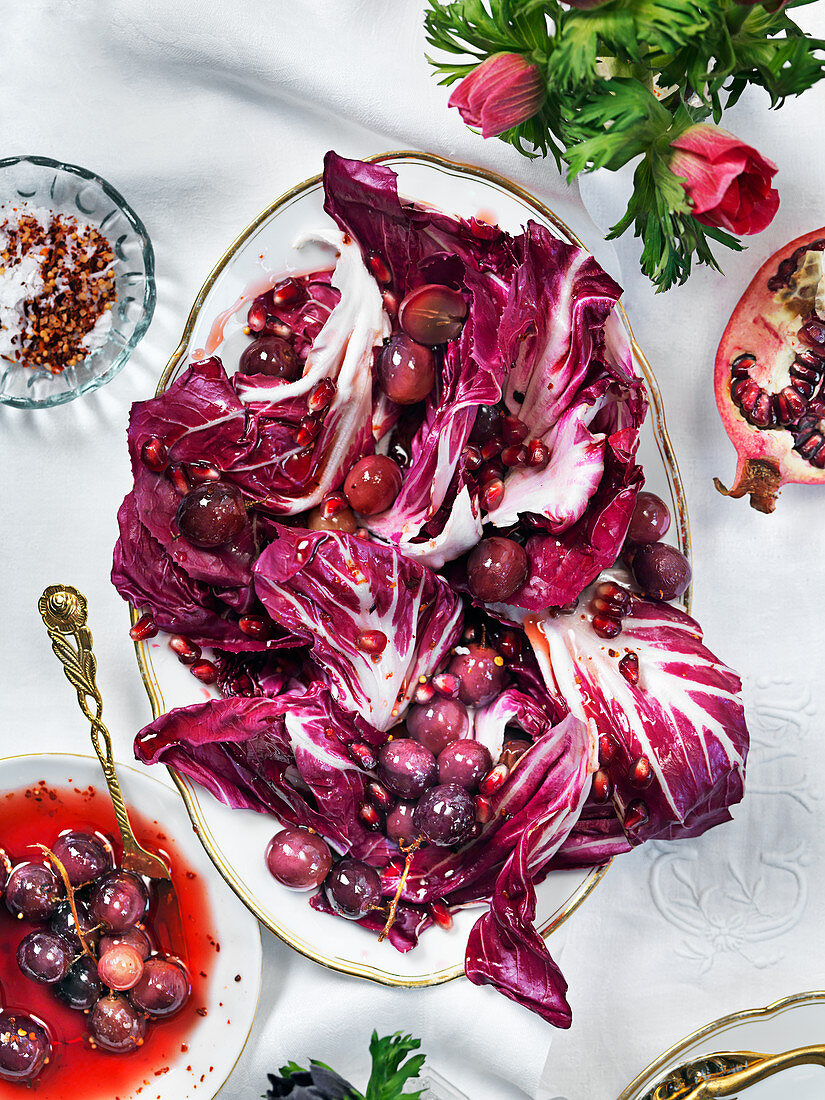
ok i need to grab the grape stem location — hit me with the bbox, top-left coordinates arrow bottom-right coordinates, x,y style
378,836 -> 421,943
33,843 -> 96,962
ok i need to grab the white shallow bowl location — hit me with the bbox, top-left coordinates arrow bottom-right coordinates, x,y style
0,753 -> 261,1100
618,991 -> 825,1099
132,152 -> 691,988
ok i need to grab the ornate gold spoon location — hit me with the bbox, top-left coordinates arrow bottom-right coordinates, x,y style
643,1044 -> 825,1099
38,583 -> 185,958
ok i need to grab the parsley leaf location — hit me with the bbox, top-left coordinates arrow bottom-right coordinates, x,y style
364,1032 -> 426,1100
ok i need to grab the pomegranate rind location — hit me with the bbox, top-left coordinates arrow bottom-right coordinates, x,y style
715,226 -> 825,509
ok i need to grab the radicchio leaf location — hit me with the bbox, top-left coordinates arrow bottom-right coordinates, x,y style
134,685 -> 394,860
253,526 -> 463,730
525,573 -> 749,844
462,713 -> 594,1027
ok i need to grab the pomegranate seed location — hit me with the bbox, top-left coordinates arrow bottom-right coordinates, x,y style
272,278 -> 306,308
247,301 -> 267,332
495,629 -> 522,659
129,614 -> 158,642
592,769 -> 613,801
595,582 -> 631,613
526,439 -> 549,468
283,447 -> 314,481
498,739 -> 528,769
592,614 -> 622,639
479,438 -> 503,462
799,317 -> 825,348
359,803 -> 381,830
354,527 -> 371,540
169,635 -> 201,664
348,742 -> 378,770
413,680 -> 435,705
294,416 -> 321,447
478,461 -> 504,486
140,437 -> 169,473
480,478 -> 505,511
167,465 -> 190,494
321,493 -> 348,519
191,659 -> 218,685
599,734 -> 618,764
366,252 -> 392,284
188,462 -> 221,484
431,672 -> 461,698
501,444 -> 528,467
307,378 -> 336,414
629,755 -> 653,788
239,615 -> 271,640
479,764 -> 510,797
501,415 -> 528,445
357,630 -> 387,655
474,795 -> 493,823
227,671 -> 255,696
264,316 -> 293,339
381,289 -> 399,315
624,799 -> 649,831
429,900 -> 453,930
462,445 -> 483,471
619,651 -> 639,684
367,781 -> 394,812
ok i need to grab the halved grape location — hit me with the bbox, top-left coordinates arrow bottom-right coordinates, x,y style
98,943 -> 145,992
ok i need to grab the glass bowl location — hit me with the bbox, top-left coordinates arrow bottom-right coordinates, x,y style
0,155 -> 155,408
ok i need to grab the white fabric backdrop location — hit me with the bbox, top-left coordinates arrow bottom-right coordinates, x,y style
1,2 -> 823,1097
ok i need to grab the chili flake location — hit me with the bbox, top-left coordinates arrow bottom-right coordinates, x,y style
0,203 -> 117,374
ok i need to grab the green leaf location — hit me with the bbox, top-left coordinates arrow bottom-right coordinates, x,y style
278,1060 -> 308,1078
364,1032 -> 426,1100
563,78 -> 674,176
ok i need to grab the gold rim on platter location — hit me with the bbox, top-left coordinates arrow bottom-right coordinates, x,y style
130,150 -> 691,987
0,752 -> 261,1099
616,991 -> 825,1100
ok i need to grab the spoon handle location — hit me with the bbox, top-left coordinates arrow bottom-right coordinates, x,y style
38,583 -> 166,876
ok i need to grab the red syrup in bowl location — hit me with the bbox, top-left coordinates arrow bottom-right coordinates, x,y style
0,779 -> 217,1099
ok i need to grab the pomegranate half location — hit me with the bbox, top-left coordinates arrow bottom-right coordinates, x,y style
714,227 -> 825,512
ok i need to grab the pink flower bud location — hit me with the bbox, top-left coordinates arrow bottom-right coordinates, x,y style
669,124 -> 779,236
448,53 -> 545,139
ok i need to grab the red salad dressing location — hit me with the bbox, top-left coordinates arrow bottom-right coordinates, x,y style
0,780 -> 219,1099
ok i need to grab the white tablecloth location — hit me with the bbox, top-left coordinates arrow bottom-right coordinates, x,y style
2,3 -> 824,1098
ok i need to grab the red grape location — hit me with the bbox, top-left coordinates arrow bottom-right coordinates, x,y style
55,956 -> 102,1011
626,491 -> 671,545
52,831 -> 113,886
175,482 -> 247,548
466,537 -> 528,602
97,943 -> 145,991
324,859 -> 381,920
398,284 -> 467,344
437,740 -> 492,792
405,698 -> 469,756
5,863 -> 62,922
377,739 -> 437,799
89,871 -> 148,932
129,958 -> 190,1018
448,644 -> 508,706
99,926 -> 152,961
17,930 -> 73,984
307,505 -> 357,533
413,785 -> 475,847
385,801 -> 418,847
89,995 -> 146,1053
631,543 -> 691,600
343,455 -> 402,516
377,334 -> 436,404
239,335 -> 301,379
0,1012 -> 51,1082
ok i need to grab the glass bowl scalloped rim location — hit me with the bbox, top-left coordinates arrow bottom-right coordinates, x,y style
0,154 -> 156,409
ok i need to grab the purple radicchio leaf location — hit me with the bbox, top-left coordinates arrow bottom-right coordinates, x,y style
461,712 -> 594,1027
134,684 -> 394,860
524,572 -> 749,845
112,491 -> 271,652
231,229 -> 390,513
253,526 -> 463,730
